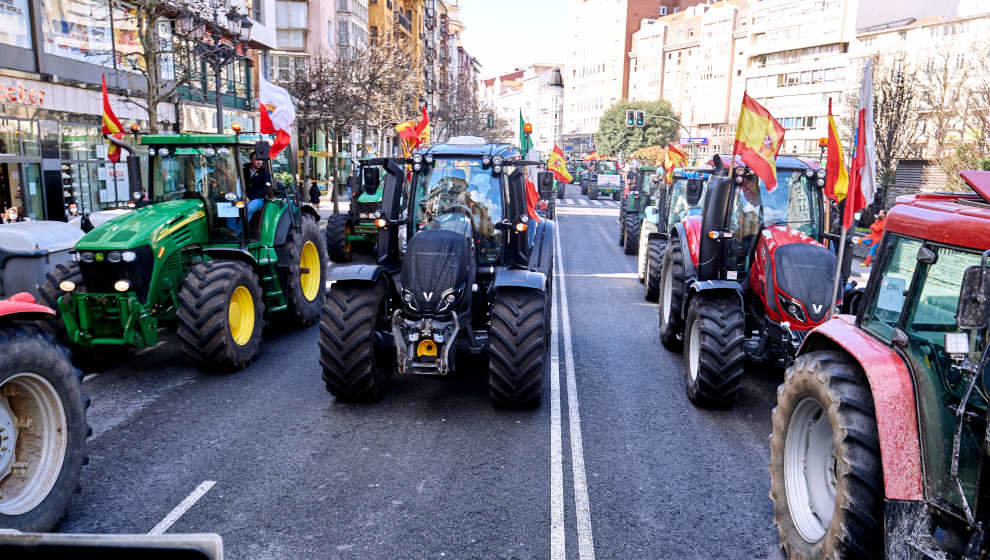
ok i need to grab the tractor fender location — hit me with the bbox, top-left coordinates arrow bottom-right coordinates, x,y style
0,292 -> 55,321
327,264 -> 396,295
683,280 -> 743,320
799,316 -> 924,501
272,209 -> 294,247
202,247 -> 260,268
494,268 -> 547,292
528,220 -> 555,277
670,223 -> 698,280
299,204 -> 320,224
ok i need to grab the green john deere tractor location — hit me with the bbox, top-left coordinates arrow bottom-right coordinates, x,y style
40,133 -> 327,371
326,159 -> 392,262
588,159 -> 622,201
618,165 -> 659,256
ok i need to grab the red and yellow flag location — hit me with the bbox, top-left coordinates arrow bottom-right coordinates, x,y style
414,104 -> 430,147
824,99 -> 849,203
583,151 -> 599,162
665,143 -> 687,182
547,144 -> 573,183
101,74 -> 125,163
395,120 -> 418,156
733,92 -> 785,190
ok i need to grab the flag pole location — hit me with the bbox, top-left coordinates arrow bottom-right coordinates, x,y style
827,214 -> 848,320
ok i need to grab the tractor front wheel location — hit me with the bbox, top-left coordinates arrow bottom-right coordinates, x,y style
0,327 -> 88,532
612,190 -> 621,201
279,214 -> 327,327
319,281 -> 391,401
658,237 -> 687,351
177,261 -> 264,371
325,213 -> 353,263
588,184 -> 599,200
770,350 -> 883,560
489,288 -> 545,409
644,238 -> 664,302
683,293 -> 745,407
556,183 -> 565,200
623,214 -> 640,255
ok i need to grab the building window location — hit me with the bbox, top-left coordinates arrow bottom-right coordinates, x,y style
659,6 -> 667,15
273,55 -> 308,83
276,1 -> 308,49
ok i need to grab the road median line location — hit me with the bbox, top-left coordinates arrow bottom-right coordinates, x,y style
148,480 -> 216,535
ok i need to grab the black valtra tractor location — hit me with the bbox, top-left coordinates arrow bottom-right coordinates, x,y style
318,138 -> 555,408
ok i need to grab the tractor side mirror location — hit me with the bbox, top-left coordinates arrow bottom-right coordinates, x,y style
651,173 -> 662,185
254,141 -> 271,160
644,205 -> 660,223
686,178 -> 704,206
957,263 -> 990,330
537,171 -> 554,197
362,166 -> 380,194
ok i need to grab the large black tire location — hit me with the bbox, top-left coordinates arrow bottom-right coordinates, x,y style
325,213 -> 353,263
0,326 -> 88,532
38,262 -> 127,371
278,215 -> 327,327
623,214 -> 640,255
176,261 -> 264,371
658,236 -> 688,351
770,351 -> 883,560
588,184 -> 599,200
556,183 -> 565,200
618,208 -> 626,246
612,190 -> 621,201
682,293 -> 745,406
644,238 -> 664,302
489,288 -> 545,409
319,281 -> 391,401
580,179 -> 588,196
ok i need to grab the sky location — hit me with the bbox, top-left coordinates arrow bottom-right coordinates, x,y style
458,0 -> 569,77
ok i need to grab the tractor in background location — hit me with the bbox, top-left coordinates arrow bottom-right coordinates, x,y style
326,159 -> 393,263
588,159 -> 622,201
319,137 -> 555,408
41,133 -> 326,372
769,171 -> 990,560
618,165 -> 657,256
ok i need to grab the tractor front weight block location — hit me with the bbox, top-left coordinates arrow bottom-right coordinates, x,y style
58,292 -> 158,348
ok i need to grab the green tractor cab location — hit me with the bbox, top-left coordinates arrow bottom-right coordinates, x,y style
588,159 -> 622,201
618,165 -> 658,256
326,159 -> 393,263
41,133 -> 327,371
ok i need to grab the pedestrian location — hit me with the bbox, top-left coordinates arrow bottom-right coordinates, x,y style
2,206 -> 23,223
861,209 -> 886,266
245,151 -> 272,224
346,172 -> 359,200
66,201 -> 81,221
309,181 -> 321,207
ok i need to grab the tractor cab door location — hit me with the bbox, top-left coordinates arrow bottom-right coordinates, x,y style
860,234 -> 989,519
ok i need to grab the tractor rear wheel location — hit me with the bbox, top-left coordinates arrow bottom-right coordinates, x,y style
658,237 -> 687,351
556,183 -> 565,200
636,224 -> 652,283
278,214 -> 327,327
644,238 -> 664,302
770,351 -> 883,560
683,293 -> 745,406
325,213 -> 353,263
580,180 -> 588,195
588,185 -> 599,200
176,261 -> 264,371
623,214 -> 640,255
489,288 -> 545,409
0,327 -> 88,532
319,281 -> 391,401
612,190 -> 621,201
618,208 -> 626,246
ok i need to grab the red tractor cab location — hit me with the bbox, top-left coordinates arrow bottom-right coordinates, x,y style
770,171 -> 990,560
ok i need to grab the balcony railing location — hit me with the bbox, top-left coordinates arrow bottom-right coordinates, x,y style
395,11 -> 412,32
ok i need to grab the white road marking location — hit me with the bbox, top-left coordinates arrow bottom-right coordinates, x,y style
554,222 -> 597,560
82,373 -> 100,383
148,480 -> 216,535
566,198 -> 577,205
577,198 -> 588,206
589,200 -> 601,207
550,274 -> 565,560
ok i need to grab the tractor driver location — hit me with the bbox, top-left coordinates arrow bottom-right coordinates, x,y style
246,151 -> 273,223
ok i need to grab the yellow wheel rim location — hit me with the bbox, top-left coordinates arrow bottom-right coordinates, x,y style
228,285 -> 255,346
300,240 -> 321,301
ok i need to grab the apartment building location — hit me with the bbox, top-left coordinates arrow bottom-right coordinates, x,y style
337,0 -> 369,58
628,19 -> 666,102
481,64 -> 564,155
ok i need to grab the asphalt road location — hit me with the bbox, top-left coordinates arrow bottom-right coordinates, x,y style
59,197 -> 784,559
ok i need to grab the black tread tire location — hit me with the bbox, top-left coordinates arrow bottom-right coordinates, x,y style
580,179 -> 588,195
658,236 -> 687,351
319,282 -> 390,402
618,208 -> 626,246
588,184 -> 599,200
623,214 -> 641,255
176,261 -> 264,371
0,326 -> 88,532
278,215 -> 327,327
683,293 -> 745,406
612,190 -> 621,201
325,213 -> 353,263
556,183 -> 565,200
38,262 -> 127,371
489,288 -> 546,409
644,238 -> 664,302
770,350 -> 883,560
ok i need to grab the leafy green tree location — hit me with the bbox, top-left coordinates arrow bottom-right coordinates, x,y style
595,100 -> 679,157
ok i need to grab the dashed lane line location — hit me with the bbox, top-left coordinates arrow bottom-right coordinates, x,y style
148,480 -> 217,535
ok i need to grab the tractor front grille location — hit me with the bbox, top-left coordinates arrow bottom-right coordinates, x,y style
79,245 -> 155,303
354,202 -> 380,221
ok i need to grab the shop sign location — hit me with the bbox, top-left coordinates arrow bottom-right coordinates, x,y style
181,104 -> 256,134
2,81 -> 45,106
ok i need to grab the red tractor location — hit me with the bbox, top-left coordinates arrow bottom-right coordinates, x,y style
0,293 -> 88,532
769,171 -> 990,559
658,155 -> 846,406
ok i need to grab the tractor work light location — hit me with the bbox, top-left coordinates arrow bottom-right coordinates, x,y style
515,222 -> 528,233
492,165 -> 502,174
816,179 -> 825,186
114,280 -> 131,292
218,147 -> 230,155
375,218 -> 387,228
816,168 -> 826,179
80,252 -> 95,263
204,147 -> 216,156
734,166 -> 746,176
107,251 -> 122,263
413,154 -> 423,164
121,251 -> 137,263
413,163 -> 422,171
805,169 -> 814,178
492,156 -> 504,166
734,176 -> 744,184
59,280 -> 76,292
482,155 -> 491,166
158,148 -> 169,156
424,154 -> 434,164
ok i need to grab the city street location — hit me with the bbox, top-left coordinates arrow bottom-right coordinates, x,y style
58,201 -> 783,559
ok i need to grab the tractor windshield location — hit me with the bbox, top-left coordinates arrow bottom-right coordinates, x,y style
667,177 -> 705,230
412,158 -> 505,265
600,161 -> 617,172
151,147 -> 243,203
733,168 -> 820,239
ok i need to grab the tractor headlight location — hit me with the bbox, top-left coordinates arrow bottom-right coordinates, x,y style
805,169 -> 814,178
735,176 -> 744,184
482,155 -> 491,166
778,294 -> 808,322
816,179 -> 825,187
493,165 -> 503,174
204,147 -> 216,156
413,154 -> 423,164
374,210 -> 382,218
80,252 -> 95,263
107,251 -> 122,263
158,148 -> 169,156
414,163 -> 422,171
114,280 -> 131,292
217,147 -> 230,155
424,154 -> 434,164
121,251 -> 137,263
816,168 -> 826,179
59,280 -> 76,292
734,166 -> 746,177
492,156 -> 504,166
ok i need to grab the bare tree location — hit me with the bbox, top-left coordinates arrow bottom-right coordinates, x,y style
918,45 -> 970,160
871,53 -> 924,186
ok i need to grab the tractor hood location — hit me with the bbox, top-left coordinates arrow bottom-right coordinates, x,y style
357,186 -> 384,204
76,199 -> 207,251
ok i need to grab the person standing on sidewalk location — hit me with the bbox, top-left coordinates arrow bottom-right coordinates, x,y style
309,181 -> 320,207
862,209 -> 886,266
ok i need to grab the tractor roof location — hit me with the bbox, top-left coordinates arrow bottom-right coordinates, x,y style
141,133 -> 266,146
887,171 -> 990,251
637,165 -> 657,171
421,141 -> 522,159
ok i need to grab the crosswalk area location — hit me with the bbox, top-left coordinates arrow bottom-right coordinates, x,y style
557,198 -> 621,208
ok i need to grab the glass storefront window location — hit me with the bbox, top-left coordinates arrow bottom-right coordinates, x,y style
41,0 -> 115,67
0,118 -> 41,157
0,0 -> 32,49
61,125 -> 102,160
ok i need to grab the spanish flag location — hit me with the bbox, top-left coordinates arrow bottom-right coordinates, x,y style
583,151 -> 599,162
395,120 -> 418,156
665,143 -> 687,182
824,98 -> 849,202
101,74 -> 125,163
414,104 -> 430,147
547,144 -> 573,183
733,92 -> 785,190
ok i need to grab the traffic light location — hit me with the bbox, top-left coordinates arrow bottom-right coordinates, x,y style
625,110 -> 635,128
635,110 -> 646,127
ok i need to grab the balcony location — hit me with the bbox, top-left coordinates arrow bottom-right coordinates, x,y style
395,11 -> 412,33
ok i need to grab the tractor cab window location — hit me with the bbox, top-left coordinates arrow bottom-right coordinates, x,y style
600,161 -> 617,172
667,177 -> 704,230
861,235 -> 922,341
412,158 -> 504,265
151,147 -> 242,203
